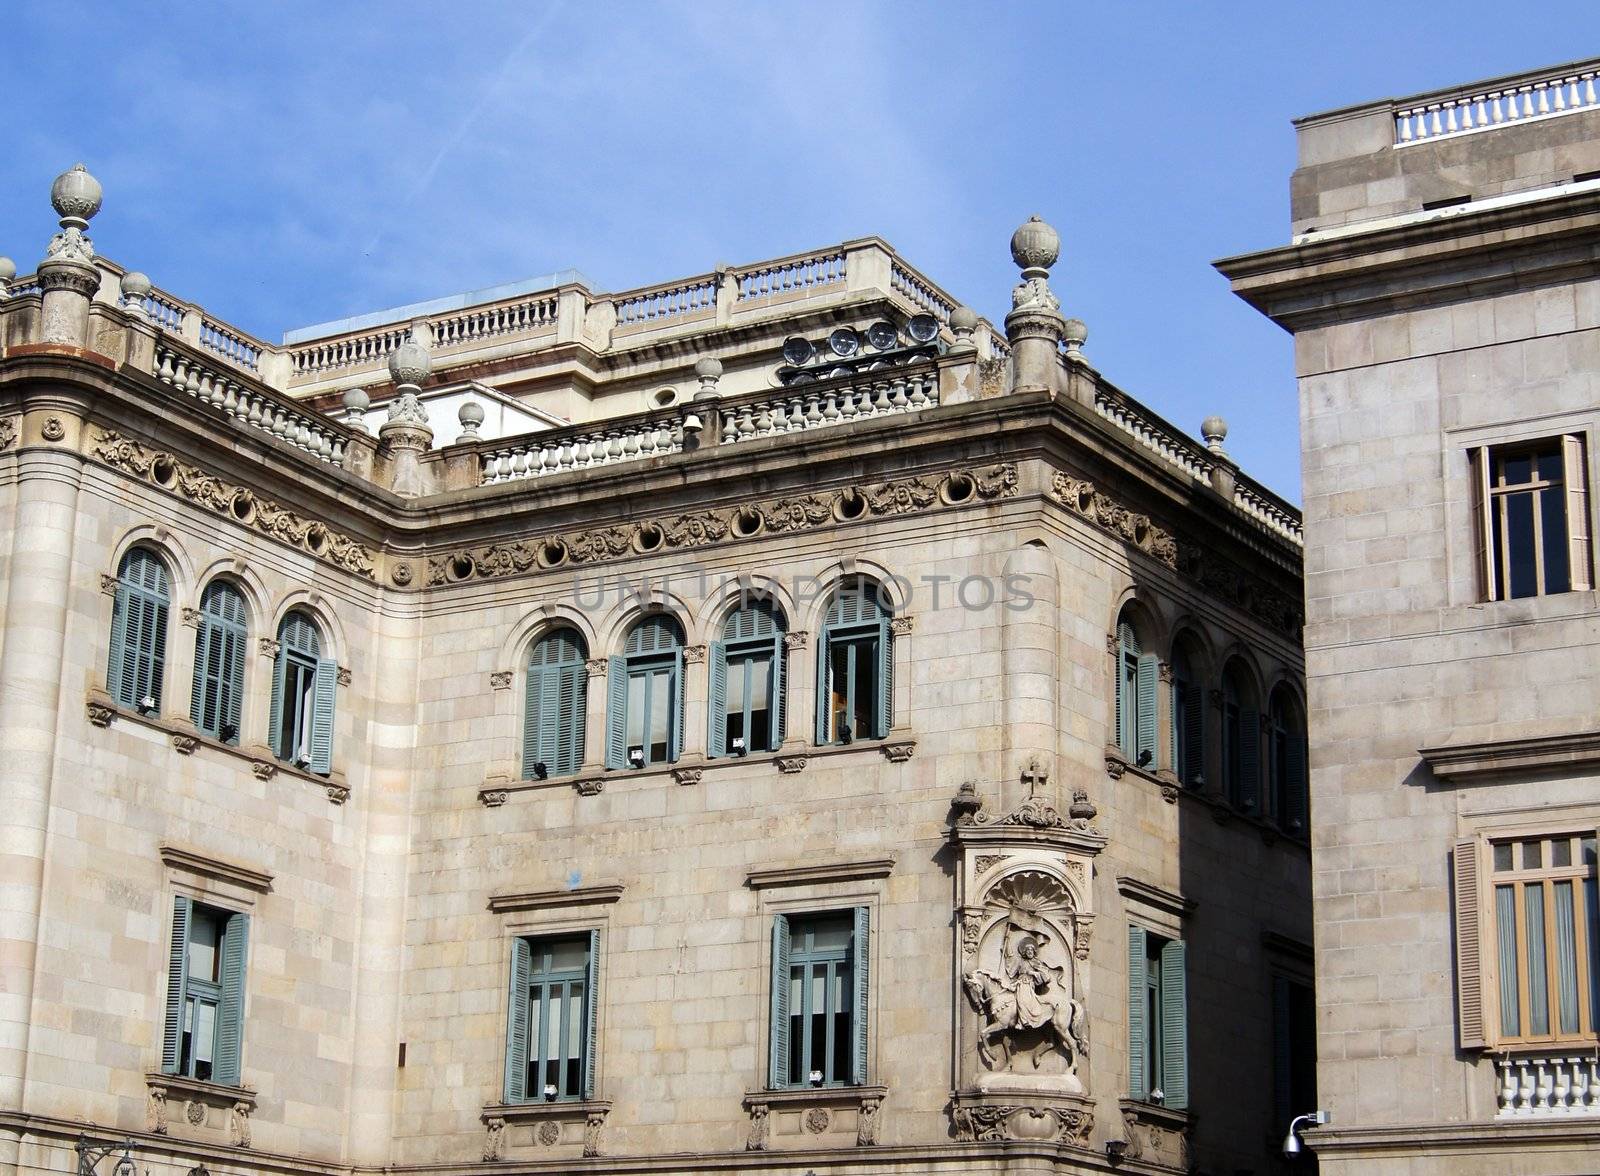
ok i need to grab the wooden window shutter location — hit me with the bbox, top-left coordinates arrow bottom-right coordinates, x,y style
308,657 -> 337,776
504,937 -> 532,1102
877,620 -> 893,737
706,641 -> 727,758
557,663 -> 585,776
1136,654 -> 1160,767
1127,924 -> 1148,1100
1453,837 -> 1488,1049
772,635 -> 787,748
769,915 -> 792,1088
1159,938 -> 1189,1110
814,632 -> 831,746
161,895 -> 190,1074
1563,435 -> 1591,591
1470,447 -> 1497,600
522,666 -> 546,780
1182,683 -> 1205,787
190,615 -> 212,732
1285,734 -> 1310,835
670,648 -> 685,762
107,584 -> 132,704
1240,709 -> 1261,813
267,647 -> 288,760
605,656 -> 628,769
213,911 -> 249,1086
583,929 -> 600,1099
1115,627 -> 1134,756
851,906 -> 870,1085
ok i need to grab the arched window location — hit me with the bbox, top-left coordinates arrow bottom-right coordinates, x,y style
817,578 -> 891,745
1268,687 -> 1308,834
607,615 -> 683,769
524,629 -> 588,779
191,581 -> 248,744
1170,636 -> 1205,789
1115,610 -> 1159,769
1221,660 -> 1260,813
108,547 -> 171,711
710,599 -> 786,756
269,610 -> 335,775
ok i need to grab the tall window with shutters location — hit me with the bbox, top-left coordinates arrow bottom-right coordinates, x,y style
1267,687 -> 1309,835
607,615 -> 683,770
1453,830 -> 1600,1050
1221,660 -> 1260,814
817,579 -> 891,746
190,581 -> 248,745
1127,925 -> 1188,1109
503,933 -> 599,1103
1169,637 -> 1205,789
1114,613 -> 1159,770
107,547 -> 171,711
162,896 -> 249,1086
1470,437 -> 1592,601
769,909 -> 870,1088
523,629 -> 587,779
269,610 -> 336,775
1271,973 -> 1316,1135
710,599 -> 786,757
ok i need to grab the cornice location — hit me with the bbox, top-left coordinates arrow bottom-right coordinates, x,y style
159,844 -> 274,893
487,884 -> 625,913
1419,729 -> 1600,784
1115,876 -> 1194,918
745,857 -> 897,889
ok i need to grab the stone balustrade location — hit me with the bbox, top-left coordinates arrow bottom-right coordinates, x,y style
290,291 -> 560,378
719,368 -> 937,443
479,412 -> 685,483
199,316 -> 263,372
1395,66 -> 1599,145
614,276 -> 717,328
734,248 -> 847,301
1497,1054 -> 1600,1117
1232,482 -> 1304,545
891,259 -> 955,322
153,340 -> 350,465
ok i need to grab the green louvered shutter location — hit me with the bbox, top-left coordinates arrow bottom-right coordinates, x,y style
267,647 -> 288,760
707,641 -> 727,758
522,667 -> 546,779
1136,654 -> 1159,768
1127,925 -> 1148,1099
1240,709 -> 1261,813
557,663 -> 585,776
814,631 -> 831,745
308,657 -> 337,776
670,647 -> 684,761
876,622 -> 892,738
1182,683 -> 1205,787
161,895 -> 191,1074
583,929 -> 600,1098
1272,974 -> 1293,1130
605,656 -> 628,769
1285,735 -> 1309,835
769,915 -> 791,1087
107,584 -> 132,703
1159,938 -> 1188,1110
851,906 -> 870,1085
214,912 -> 249,1086
504,937 -> 531,1102
190,615 -> 211,731
1115,624 -> 1137,756
773,636 -> 787,747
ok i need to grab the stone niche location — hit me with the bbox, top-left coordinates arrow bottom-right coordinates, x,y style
947,762 -> 1105,1147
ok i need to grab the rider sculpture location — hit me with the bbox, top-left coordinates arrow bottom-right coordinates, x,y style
964,926 -> 1089,1072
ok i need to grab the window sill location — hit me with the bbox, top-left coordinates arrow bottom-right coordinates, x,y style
1117,1097 -> 1192,1167
144,1072 -> 255,1146
479,732 -> 916,806
86,688 -> 350,805
480,1099 -> 611,1160
1105,744 -> 1310,852
742,1085 -> 887,1150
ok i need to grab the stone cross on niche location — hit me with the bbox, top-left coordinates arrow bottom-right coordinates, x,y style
1021,757 -> 1048,799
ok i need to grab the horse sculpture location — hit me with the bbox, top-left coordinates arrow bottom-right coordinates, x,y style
964,937 -> 1090,1072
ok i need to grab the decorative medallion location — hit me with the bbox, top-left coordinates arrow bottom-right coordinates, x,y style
537,1121 -> 560,1147
804,1107 -> 831,1134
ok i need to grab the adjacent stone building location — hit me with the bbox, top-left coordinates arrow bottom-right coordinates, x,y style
0,164 -> 1308,1176
1220,55 -> 1600,1175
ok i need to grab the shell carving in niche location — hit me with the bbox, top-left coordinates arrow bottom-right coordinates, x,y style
985,868 -> 1072,917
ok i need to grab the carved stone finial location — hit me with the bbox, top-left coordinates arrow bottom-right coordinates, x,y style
457,399 -> 485,441
1069,788 -> 1098,822
379,328 -> 435,494
952,779 -> 984,824
1008,215 -> 1061,314
342,387 -> 371,431
0,256 -> 14,299
949,305 -> 979,353
693,355 -> 723,400
37,165 -> 103,344
1202,415 -> 1228,456
1061,317 -> 1087,362
119,271 -> 151,318
44,163 -> 102,266
387,325 -> 433,393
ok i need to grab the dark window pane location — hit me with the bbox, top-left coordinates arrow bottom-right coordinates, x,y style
1504,491 -> 1538,598
1554,839 -> 1573,868
1493,842 -> 1514,872
851,638 -> 876,737
1525,840 -> 1543,869
1540,486 -> 1571,592
830,644 -> 850,739
1502,453 -> 1534,485
1538,449 -> 1565,482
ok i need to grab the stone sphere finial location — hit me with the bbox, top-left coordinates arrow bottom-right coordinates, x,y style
694,355 -> 723,400
1201,415 -> 1229,454
458,399 -> 485,440
1010,215 -> 1060,276
0,257 -> 15,283
51,163 -> 103,226
387,330 -> 433,391
119,270 -> 151,312
1061,317 -> 1088,363
950,305 -> 979,334
342,385 -> 370,419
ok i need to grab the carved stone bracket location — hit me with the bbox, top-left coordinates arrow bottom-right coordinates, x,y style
682,644 -> 706,664
100,573 -> 119,596
489,671 -> 514,691
949,1092 -> 1094,1147
480,788 -> 510,808
584,658 -> 608,677
575,778 -> 604,796
258,638 -> 281,660
0,417 -> 15,451
1104,750 -> 1128,780
879,740 -> 916,763
742,1087 -> 887,1152
180,606 -> 202,629
249,760 -> 277,781
782,631 -> 809,650
325,783 -> 350,805
1119,1098 -> 1192,1171
482,1116 -> 505,1162
889,615 -> 914,636
672,766 -> 703,786
87,694 -> 115,728
171,733 -> 199,755
481,1102 -> 611,1160
336,666 -> 352,688
144,1074 -> 255,1148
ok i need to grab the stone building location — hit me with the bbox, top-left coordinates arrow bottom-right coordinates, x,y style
0,164 -> 1308,1176
1219,56 -> 1600,1175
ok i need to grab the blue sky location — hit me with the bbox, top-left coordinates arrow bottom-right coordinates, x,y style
5,3 -> 1592,501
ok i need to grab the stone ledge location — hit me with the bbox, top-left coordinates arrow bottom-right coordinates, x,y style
1308,1114 -> 1600,1157
481,1099 -> 612,1160
159,844 -> 273,893
487,885 -> 624,914
746,858 -> 896,889
144,1073 -> 255,1147
742,1085 -> 888,1150
1419,729 -> 1600,783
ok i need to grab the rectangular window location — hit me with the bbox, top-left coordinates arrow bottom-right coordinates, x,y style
1127,925 -> 1188,1109
624,664 -> 673,766
769,909 -> 869,1088
1272,974 -> 1316,1134
505,932 -> 598,1102
1472,437 -> 1592,601
162,896 -> 248,1086
822,635 -> 883,744
1488,832 -> 1599,1044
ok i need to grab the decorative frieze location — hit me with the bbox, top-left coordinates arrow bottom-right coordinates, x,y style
90,429 -> 376,580
425,464 -> 1018,586
0,417 -> 16,451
